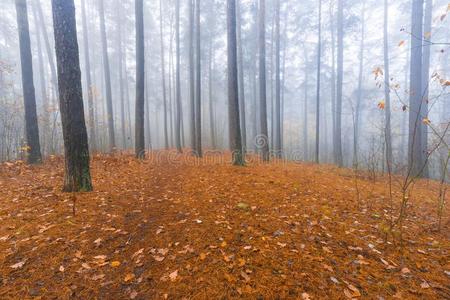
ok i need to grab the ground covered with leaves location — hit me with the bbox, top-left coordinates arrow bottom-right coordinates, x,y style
0,152 -> 449,299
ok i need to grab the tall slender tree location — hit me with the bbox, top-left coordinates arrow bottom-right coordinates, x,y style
227,0 -> 244,166
135,0 -> 145,158
98,0 -> 116,152
354,2 -> 365,165
15,0 -> 42,164
116,0 -> 126,149
159,0 -> 169,149
51,0 -> 92,191
175,0 -> 182,152
383,0 -> 392,169
274,0 -> 282,158
335,0 -> 344,166
315,0 -> 322,163
236,0 -> 247,152
195,0 -> 202,157
408,0 -> 425,177
258,0 -> 269,161
421,0 -> 433,177
81,0 -> 96,151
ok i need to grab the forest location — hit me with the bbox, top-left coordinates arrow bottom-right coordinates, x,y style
0,0 -> 449,298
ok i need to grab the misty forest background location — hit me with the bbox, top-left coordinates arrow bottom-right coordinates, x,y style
1,0 -> 449,179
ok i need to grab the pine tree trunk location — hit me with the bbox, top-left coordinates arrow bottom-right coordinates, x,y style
258,0 -> 270,161
315,0 -> 322,163
51,0 -> 92,192
195,0 -> 202,157
236,0 -> 247,152
81,0 -> 96,152
408,0 -> 425,177
99,0 -> 116,152
227,0 -> 244,166
135,0 -> 145,158
383,0 -> 393,170
335,0 -> 344,166
15,0 -> 42,164
159,0 -> 169,149
175,0 -> 182,153
354,2 -> 365,166
274,0 -> 282,158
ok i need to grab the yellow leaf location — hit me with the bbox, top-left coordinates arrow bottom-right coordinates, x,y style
124,273 -> 135,283
110,261 -> 121,267
199,253 -> 207,260
378,100 -> 385,110
238,258 -> 246,267
398,40 -> 405,47
422,118 -> 431,125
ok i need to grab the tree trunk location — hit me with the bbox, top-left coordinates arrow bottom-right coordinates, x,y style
195,0 -> 202,157
51,0 -> 92,191
31,0 -> 49,155
408,0 -> 425,177
159,0 -> 169,149
258,0 -> 269,161
116,0 -> 126,150
99,0 -> 116,152
227,0 -> 244,166
135,0 -> 145,158
236,0 -> 247,152
208,33 -> 217,149
303,47 -> 308,161
421,0 -> 432,177
175,0 -> 182,153
329,1 -> 337,164
188,0 -> 196,153
15,0 -> 42,164
81,0 -> 96,152
335,0 -> 344,166
354,2 -> 365,166
314,0 -> 322,164
274,0 -> 282,158
382,0 -> 392,170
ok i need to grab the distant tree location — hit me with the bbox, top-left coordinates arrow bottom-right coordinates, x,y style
135,0 -> 145,159
188,0 -> 196,153
408,0 -> 425,177
258,0 -> 269,162
51,0 -> 92,191
314,0 -> 322,164
195,0 -> 202,157
175,0 -> 182,153
98,0 -> 115,152
382,0 -> 393,169
159,0 -> 169,149
15,0 -> 42,164
354,2 -> 365,165
116,0 -> 126,150
227,0 -> 244,166
236,0 -> 247,152
335,0 -> 344,167
80,0 -> 96,151
274,0 -> 282,158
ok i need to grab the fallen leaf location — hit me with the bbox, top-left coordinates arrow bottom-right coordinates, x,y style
301,292 -> 311,300
10,260 -> 26,269
124,273 -> 135,283
110,261 -> 121,267
169,270 -> 178,282
420,281 -> 430,289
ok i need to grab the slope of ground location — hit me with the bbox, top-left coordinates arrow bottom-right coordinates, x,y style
0,152 -> 448,299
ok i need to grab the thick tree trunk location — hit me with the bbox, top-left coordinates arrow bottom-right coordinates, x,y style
15,0 -> 42,164
227,0 -> 244,166
99,0 -> 116,152
51,0 -> 92,192
81,0 -> 96,152
135,0 -> 145,159
258,0 -> 269,161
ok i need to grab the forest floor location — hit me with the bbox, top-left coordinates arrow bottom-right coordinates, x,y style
0,151 -> 449,299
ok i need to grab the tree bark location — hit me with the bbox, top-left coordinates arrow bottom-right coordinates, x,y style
159,0 -> 169,149
383,0 -> 393,170
274,0 -> 282,158
236,0 -> 247,152
175,0 -> 182,153
354,2 -> 365,165
15,0 -> 42,164
315,0 -> 322,163
135,0 -> 145,158
195,0 -> 202,157
227,0 -> 244,166
51,0 -> 92,191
